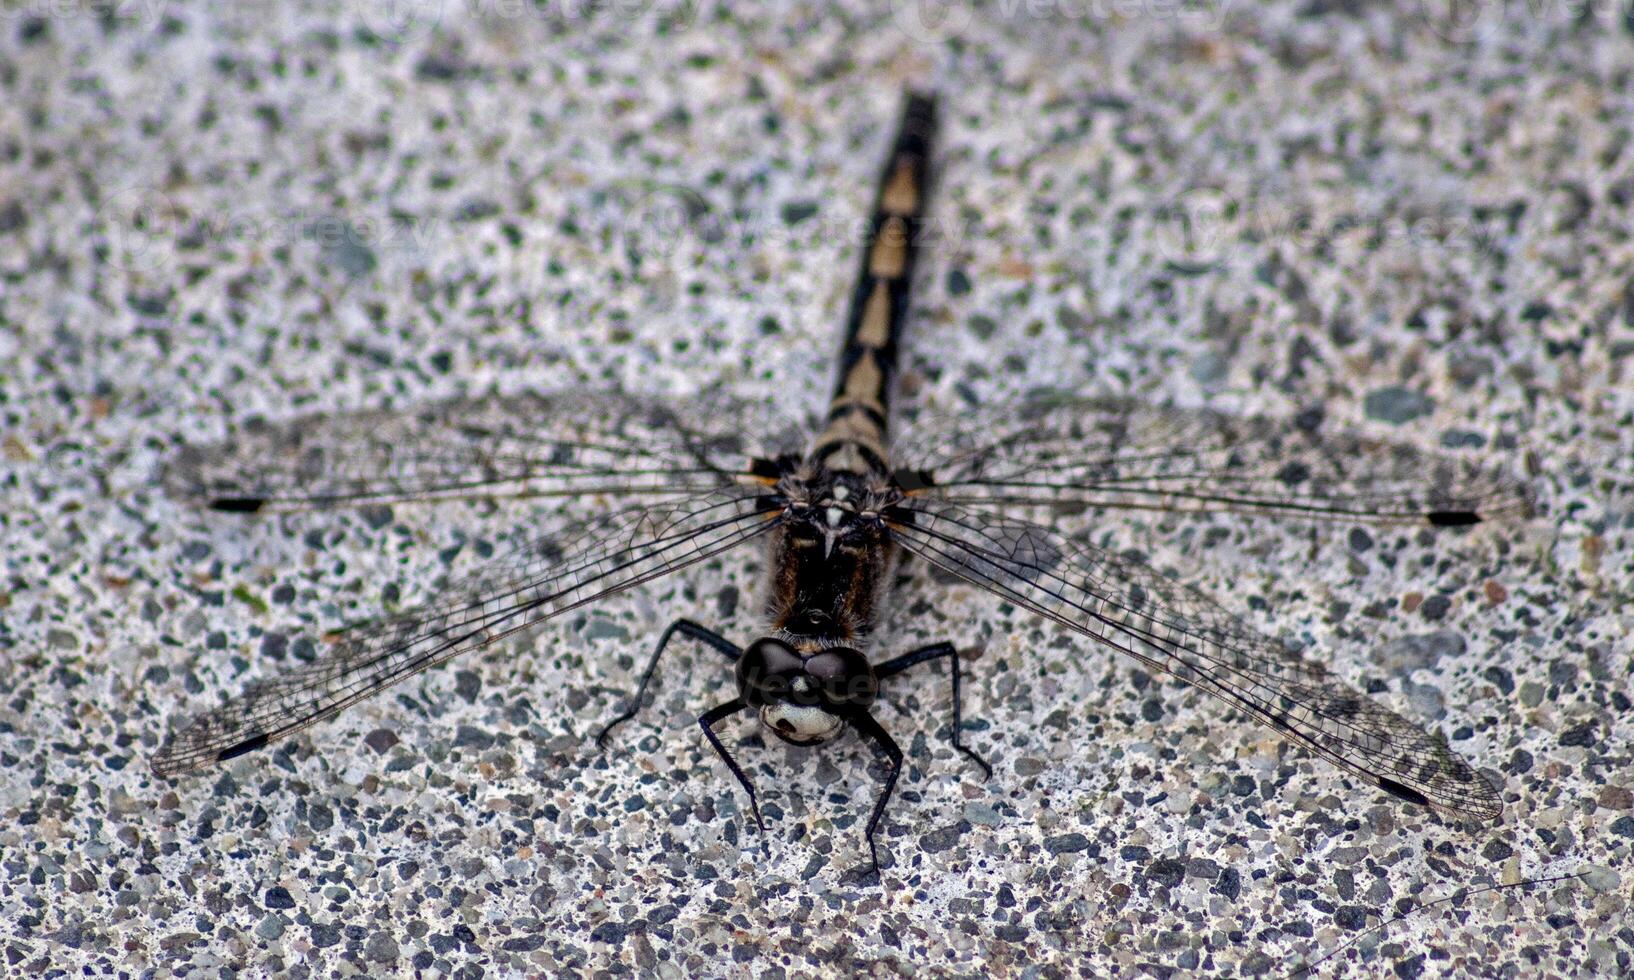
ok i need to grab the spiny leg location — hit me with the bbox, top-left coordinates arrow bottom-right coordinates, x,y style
697,697 -> 766,854
596,617 -> 740,746
876,642 -> 992,779
848,711 -> 903,878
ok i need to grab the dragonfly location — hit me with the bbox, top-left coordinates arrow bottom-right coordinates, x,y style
152,92 -> 1530,876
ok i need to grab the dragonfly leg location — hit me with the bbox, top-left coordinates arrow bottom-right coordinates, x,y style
876,642 -> 992,779
697,697 -> 767,854
596,618 -> 740,746
848,711 -> 903,878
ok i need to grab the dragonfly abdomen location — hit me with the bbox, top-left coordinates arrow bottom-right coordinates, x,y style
811,92 -> 937,476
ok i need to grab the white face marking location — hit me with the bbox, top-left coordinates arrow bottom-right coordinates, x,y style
832,485 -> 850,501
760,703 -> 843,744
826,507 -> 844,526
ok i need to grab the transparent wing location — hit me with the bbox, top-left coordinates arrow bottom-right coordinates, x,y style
163,389 -> 809,512
885,498 -> 1502,819
893,397 -> 1532,526
151,487 -> 782,776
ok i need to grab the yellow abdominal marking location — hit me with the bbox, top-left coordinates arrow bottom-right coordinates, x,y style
869,216 -> 908,278
880,159 -> 919,215
856,281 -> 891,347
841,352 -> 885,409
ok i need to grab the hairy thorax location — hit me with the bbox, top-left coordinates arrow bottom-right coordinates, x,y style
763,464 -> 901,646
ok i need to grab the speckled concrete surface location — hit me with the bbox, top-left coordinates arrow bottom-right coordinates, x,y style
3,1 -> 1632,976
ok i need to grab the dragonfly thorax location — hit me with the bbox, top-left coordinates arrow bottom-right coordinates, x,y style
777,467 -> 895,552
763,463 -> 902,645
735,637 -> 878,745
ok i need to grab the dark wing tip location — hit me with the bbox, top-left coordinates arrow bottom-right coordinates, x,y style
209,496 -> 266,513
216,732 -> 271,762
892,468 -> 936,493
1426,510 -> 1481,527
1376,777 -> 1432,807
152,730 -> 271,777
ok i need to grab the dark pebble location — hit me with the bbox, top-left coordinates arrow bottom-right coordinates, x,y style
780,201 -> 818,225
591,921 -> 629,944
1042,833 -> 1090,855
650,905 -> 680,926
1382,631 -> 1466,671
1484,666 -> 1514,695
454,725 -> 494,750
455,198 -> 501,222
1363,386 -> 1433,424
920,824 -> 965,853
1145,859 -> 1185,888
366,932 -> 400,963
264,886 -> 295,910
1559,723 -> 1596,747
716,585 -> 738,620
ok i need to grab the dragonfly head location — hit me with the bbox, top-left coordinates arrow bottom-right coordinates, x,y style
736,637 -> 877,746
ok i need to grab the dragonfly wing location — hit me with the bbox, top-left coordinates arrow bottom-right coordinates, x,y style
885,497 -> 1503,820
163,389 -> 809,512
893,396 -> 1531,526
152,487 -> 782,776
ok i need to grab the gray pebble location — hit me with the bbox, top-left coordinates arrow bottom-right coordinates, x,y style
1363,386 -> 1434,424
255,915 -> 286,941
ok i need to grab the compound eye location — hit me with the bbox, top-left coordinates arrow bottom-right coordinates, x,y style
803,647 -> 877,707
736,638 -> 805,706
